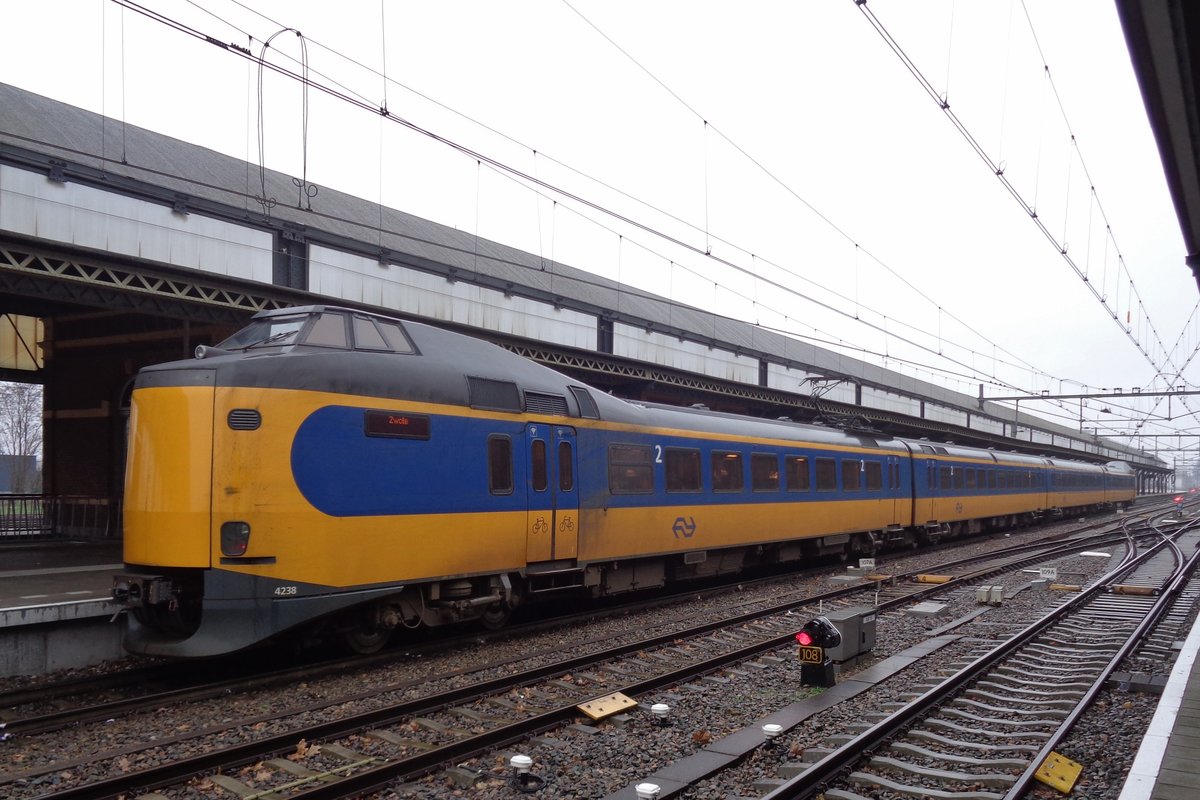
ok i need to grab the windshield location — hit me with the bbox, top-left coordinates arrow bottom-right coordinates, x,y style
216,315 -> 307,350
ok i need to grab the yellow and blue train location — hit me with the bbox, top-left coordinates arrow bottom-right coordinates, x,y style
112,305 -> 1136,657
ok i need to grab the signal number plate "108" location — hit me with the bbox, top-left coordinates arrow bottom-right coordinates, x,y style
798,646 -> 825,664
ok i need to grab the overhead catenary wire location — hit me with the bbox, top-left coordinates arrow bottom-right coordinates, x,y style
206,0 -> 1059,393
855,0 -> 1181,387
112,0 -> 1172,441
480,159 -> 1066,398
558,0 -> 1048,385
112,0 -> 1051,396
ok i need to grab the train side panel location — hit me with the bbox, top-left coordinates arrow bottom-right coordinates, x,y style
574,426 -> 908,561
209,386 -> 530,588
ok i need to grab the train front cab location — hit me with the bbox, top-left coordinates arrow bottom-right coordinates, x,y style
113,372 -> 216,653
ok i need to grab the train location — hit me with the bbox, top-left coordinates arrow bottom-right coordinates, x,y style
111,305 -> 1137,657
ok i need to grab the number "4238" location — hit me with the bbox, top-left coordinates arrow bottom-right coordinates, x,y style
273,585 -> 298,596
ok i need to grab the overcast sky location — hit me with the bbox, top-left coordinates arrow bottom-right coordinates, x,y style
1,0 -> 1196,454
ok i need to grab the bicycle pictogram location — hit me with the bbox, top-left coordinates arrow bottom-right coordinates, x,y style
532,517 -> 549,535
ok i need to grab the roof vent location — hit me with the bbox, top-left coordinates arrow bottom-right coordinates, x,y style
525,392 -> 569,416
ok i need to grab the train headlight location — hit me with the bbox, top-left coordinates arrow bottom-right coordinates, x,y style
220,521 -> 251,556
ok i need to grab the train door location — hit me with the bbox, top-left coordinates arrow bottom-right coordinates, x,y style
887,454 -> 905,521
524,424 -> 579,563
918,457 -> 937,525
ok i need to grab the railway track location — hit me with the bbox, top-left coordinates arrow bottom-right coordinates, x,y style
4,516 -> 1166,800
752,523 -> 1200,800
0,509 -> 1141,738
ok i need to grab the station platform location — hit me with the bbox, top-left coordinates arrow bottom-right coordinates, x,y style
0,539 -> 126,677
1120,603 -> 1200,799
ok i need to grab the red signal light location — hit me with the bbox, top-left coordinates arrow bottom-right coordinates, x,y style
795,630 -> 815,646
1174,496 -> 1184,504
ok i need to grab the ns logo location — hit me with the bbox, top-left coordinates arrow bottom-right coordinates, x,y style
672,516 -> 697,539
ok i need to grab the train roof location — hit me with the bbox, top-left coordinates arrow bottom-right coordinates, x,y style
159,306 -> 1121,471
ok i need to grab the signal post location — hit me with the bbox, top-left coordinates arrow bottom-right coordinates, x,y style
796,616 -> 841,688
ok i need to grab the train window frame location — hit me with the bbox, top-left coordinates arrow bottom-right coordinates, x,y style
609,443 -> 654,495
665,447 -> 702,493
488,435 -> 513,495
939,466 -> 951,491
865,461 -> 883,491
751,453 -> 780,492
304,312 -> 350,348
785,455 -> 811,492
842,459 -> 862,491
953,467 -> 965,490
352,315 -> 390,350
815,458 -> 837,491
376,320 -> 416,353
711,451 -> 744,493
966,469 -> 977,490
219,312 -> 311,350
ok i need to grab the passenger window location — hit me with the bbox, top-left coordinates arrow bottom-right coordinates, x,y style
966,469 -> 977,489
865,461 -> 883,491
488,436 -> 513,495
939,466 -> 951,491
953,468 -> 965,490
751,454 -> 779,492
842,460 -> 861,491
711,452 -> 744,493
609,444 -> 653,494
785,456 -> 810,491
665,448 -> 702,493
815,458 -> 837,491
531,440 -> 547,492
558,441 -> 573,491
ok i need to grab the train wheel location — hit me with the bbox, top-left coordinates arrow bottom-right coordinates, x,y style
480,601 -> 513,630
849,533 -> 876,559
342,605 -> 392,654
344,624 -> 390,654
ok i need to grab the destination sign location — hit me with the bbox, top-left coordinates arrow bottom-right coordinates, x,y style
364,410 -> 432,440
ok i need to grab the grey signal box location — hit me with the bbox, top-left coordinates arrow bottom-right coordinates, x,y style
823,606 -> 877,662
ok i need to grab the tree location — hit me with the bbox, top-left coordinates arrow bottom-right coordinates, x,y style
0,382 -> 42,493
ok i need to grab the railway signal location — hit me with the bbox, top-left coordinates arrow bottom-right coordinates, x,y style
796,616 -> 841,687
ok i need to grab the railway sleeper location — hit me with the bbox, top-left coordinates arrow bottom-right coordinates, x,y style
887,741 -> 1029,769
866,755 -> 1018,788
846,769 -> 1007,800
